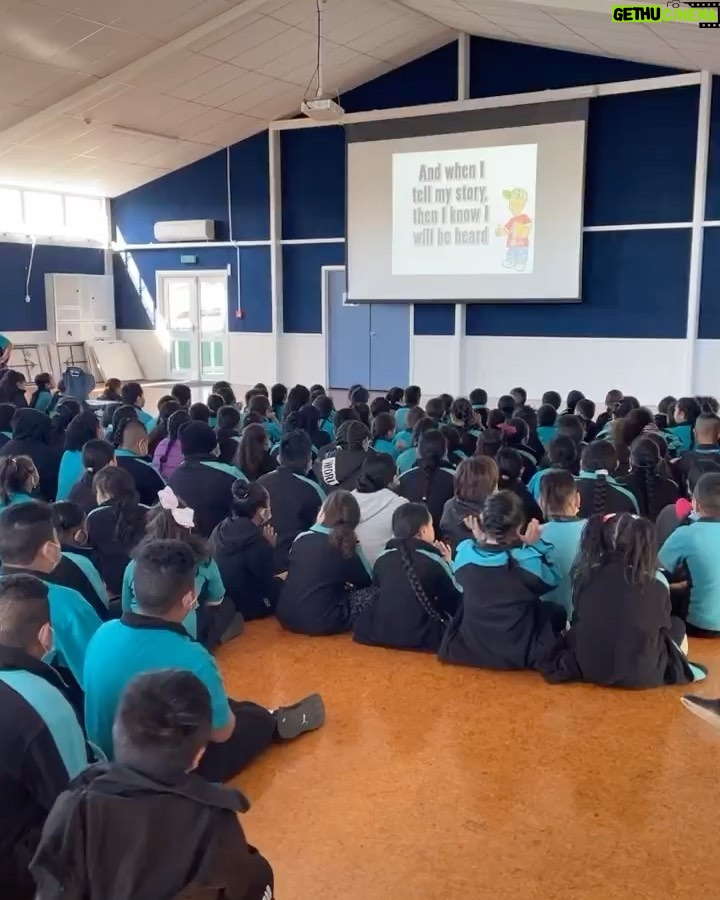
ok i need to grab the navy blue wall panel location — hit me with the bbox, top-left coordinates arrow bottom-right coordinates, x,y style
112,151 -> 229,244
465,229 -> 690,338
704,76 -> 720,220
469,36 -> 680,98
585,87 -> 698,226
113,246 -> 271,333
282,243 -> 345,333
414,304 -> 456,336
0,242 -> 104,332
281,127 -> 346,240
699,227 -> 720,338
342,42 -> 458,113
229,130 -> 270,241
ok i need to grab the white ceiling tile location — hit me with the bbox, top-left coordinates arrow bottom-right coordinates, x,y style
190,113 -> 262,145
262,0 -> 315,27
174,106 -> 239,140
229,26 -> 315,69
188,12 -> 264,51
241,83 -> 305,119
199,15 -> 291,62
195,70 -> 275,108
167,62 -> 247,102
217,75 -> 297,113
127,52 -> 220,92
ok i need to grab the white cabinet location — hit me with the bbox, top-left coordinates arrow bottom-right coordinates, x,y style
45,274 -> 115,344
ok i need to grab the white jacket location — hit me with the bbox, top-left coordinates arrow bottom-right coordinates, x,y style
352,488 -> 408,567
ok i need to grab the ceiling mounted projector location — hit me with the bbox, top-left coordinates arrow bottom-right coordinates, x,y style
301,97 -> 344,121
301,1 -> 344,121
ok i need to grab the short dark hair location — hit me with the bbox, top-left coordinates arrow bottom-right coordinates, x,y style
404,385 -> 421,406
556,413 -> 584,446
189,402 -> 210,423
0,573 -> 49,648
64,411 -> 100,452
279,429 -> 312,471
132,540 -> 197,614
51,501 -> 85,537
510,387 -> 527,406
0,502 -> 55,566
537,404 -> 557,427
541,391 -> 562,410
171,384 -> 192,407
695,472 -> 720,518
113,670 -> 212,774
121,382 -> 143,406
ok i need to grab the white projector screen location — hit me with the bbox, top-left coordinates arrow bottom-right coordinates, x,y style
346,110 -> 587,302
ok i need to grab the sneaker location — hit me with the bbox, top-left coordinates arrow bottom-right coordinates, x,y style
275,693 -> 326,740
681,695 -> 720,730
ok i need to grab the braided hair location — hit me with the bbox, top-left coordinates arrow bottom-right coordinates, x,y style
158,410 -> 190,477
572,513 -> 656,593
480,491 -> 524,547
417,429 -> 446,503
630,436 -> 661,519
450,397 -> 475,431
580,441 -> 618,515
110,405 -> 139,448
392,503 -> 447,622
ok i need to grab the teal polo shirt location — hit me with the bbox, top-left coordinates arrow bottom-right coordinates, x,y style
659,519 -> 720,631
540,518 -> 586,616
372,437 -> 398,460
0,491 -> 35,510
136,408 -> 156,432
121,557 -> 224,639
83,613 -> 233,759
396,446 -> 418,474
57,449 -> 84,501
0,570 -> 103,688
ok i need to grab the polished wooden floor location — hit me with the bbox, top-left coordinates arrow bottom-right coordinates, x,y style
217,620 -> 720,900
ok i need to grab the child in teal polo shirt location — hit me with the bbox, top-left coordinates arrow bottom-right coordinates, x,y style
84,539 -> 325,782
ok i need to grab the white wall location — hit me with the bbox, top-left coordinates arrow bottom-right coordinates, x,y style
280,333 -> 326,388
695,340 -> 720,397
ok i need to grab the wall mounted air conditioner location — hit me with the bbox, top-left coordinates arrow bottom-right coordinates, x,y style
153,219 -> 215,242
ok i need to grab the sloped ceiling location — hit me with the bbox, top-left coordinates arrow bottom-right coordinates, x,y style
0,0 -> 710,197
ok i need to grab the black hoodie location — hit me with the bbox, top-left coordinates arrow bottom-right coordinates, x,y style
210,515 -> 280,619
313,447 -> 368,493
30,762 -> 273,900
0,408 -> 60,501
439,496 -> 484,549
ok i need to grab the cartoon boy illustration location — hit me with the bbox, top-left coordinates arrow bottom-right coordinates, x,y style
495,188 -> 532,271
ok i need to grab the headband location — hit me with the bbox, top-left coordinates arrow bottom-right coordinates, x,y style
157,486 -> 195,530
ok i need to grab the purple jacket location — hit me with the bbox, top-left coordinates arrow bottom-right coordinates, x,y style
152,437 -> 184,480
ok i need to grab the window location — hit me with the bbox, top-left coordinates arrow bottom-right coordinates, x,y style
0,188 -> 23,231
0,185 -> 107,243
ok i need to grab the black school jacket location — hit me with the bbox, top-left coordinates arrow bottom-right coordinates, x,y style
30,763 -> 274,900
168,456 -> 239,538
258,466 -> 324,570
396,463 -> 455,533
438,540 -> 564,670
0,646 -> 91,896
8,557 -> 108,622
576,472 -> 639,518
210,515 -> 280,620
354,538 -> 460,652
115,449 -> 166,508
541,561 -> 697,688
618,471 -> 679,521
0,408 -> 60,501
68,471 -> 96,515
277,524 -> 372,635
440,496 -> 484,549
86,503 -> 148,597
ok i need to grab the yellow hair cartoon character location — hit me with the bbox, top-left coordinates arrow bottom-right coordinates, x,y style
495,187 -> 532,271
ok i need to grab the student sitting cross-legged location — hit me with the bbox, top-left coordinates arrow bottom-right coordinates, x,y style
259,429 -> 324,570
114,417 -> 166,508
538,471 -> 585,620
0,574 -> 92,900
86,467 -> 147,600
352,452 -> 408,566
440,455 -> 499,550
211,480 -> 285,621
169,422 -> 246,538
57,412 -> 103,501
277,490 -> 373,635
576,440 -> 639,518
83,539 -> 325,781
0,503 -> 103,698
438,491 -> 566,671
659,471 -> 720,635
31,669 -> 275,900
67,439 -> 115,516
396,428 -> 455,534
123,487 -> 237,650
354,503 -> 461,653
542,514 -> 703,688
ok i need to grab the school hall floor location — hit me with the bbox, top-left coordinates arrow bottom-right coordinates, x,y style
218,620 -> 720,900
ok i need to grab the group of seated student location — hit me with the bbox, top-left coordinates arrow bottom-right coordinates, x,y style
3,372 -> 720,893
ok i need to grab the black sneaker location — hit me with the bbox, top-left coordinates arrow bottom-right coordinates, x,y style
682,695 -> 720,729
275,694 -> 325,740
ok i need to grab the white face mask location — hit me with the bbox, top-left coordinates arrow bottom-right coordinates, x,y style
40,625 -> 55,663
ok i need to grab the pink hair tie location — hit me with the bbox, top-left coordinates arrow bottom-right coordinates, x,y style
497,422 -> 517,437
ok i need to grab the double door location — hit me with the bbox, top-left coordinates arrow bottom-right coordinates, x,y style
326,267 -> 410,390
161,272 -> 228,381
